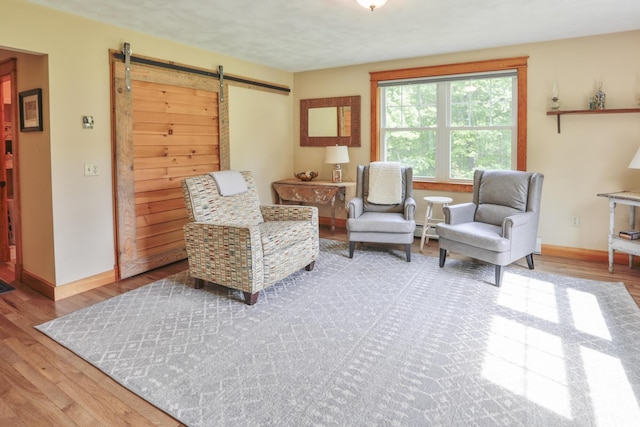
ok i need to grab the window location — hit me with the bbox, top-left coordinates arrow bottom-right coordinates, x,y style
370,57 -> 528,192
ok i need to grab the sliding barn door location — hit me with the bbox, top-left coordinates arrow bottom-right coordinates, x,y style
112,55 -> 229,278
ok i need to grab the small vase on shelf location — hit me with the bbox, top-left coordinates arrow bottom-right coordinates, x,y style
594,82 -> 606,110
550,82 -> 560,110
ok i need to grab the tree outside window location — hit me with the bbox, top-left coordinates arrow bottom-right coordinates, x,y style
381,74 -> 516,182
370,57 -> 528,192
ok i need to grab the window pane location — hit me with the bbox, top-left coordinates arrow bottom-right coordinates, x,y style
385,130 -> 436,177
450,130 -> 512,180
450,77 -> 513,127
489,78 -> 514,126
384,84 -> 437,129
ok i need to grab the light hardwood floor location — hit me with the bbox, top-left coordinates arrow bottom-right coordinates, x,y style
1,228 -> 639,426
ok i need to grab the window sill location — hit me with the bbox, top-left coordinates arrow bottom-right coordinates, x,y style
413,181 -> 472,193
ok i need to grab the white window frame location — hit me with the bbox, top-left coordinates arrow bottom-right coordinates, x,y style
379,71 -> 518,183
369,57 -> 528,193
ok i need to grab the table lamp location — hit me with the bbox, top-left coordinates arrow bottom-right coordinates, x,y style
325,145 -> 349,183
629,147 -> 640,169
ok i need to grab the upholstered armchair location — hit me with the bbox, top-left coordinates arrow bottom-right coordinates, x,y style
347,163 -> 416,261
436,169 -> 544,286
181,171 -> 319,305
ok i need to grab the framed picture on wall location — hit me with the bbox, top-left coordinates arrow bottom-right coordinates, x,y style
19,88 -> 43,132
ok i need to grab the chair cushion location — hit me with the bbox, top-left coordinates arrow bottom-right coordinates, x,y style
347,212 -> 415,234
260,220 -> 316,256
437,222 -> 510,252
475,170 -> 530,226
475,204 -> 521,227
477,170 -> 529,211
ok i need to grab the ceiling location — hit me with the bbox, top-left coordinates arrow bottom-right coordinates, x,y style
25,0 -> 640,73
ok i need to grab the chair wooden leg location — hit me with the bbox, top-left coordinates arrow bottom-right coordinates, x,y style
349,241 -> 355,258
495,265 -> 504,287
243,291 -> 259,305
194,278 -> 205,289
405,244 -> 411,262
439,249 -> 447,267
305,261 -> 315,271
526,254 -> 534,270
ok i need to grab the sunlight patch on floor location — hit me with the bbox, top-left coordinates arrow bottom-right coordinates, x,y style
567,288 -> 611,341
497,273 -> 559,323
482,316 -> 572,419
581,346 -> 640,426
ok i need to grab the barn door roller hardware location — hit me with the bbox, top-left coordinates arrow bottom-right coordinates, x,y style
219,65 -> 224,102
123,42 -> 132,92
114,43 -> 290,96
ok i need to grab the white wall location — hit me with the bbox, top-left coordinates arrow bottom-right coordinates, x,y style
294,30 -> 640,252
229,86 -> 294,203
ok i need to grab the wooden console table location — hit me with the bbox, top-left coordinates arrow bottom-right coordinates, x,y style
597,191 -> 640,273
272,179 -> 356,233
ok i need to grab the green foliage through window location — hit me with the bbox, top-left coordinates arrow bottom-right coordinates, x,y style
381,73 -> 516,182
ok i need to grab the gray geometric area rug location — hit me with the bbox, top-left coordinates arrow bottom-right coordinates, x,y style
37,239 -> 640,426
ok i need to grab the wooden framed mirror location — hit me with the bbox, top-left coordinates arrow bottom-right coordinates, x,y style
300,95 -> 360,147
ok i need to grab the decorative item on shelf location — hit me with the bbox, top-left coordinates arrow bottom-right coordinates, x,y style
594,81 -> 606,110
357,0 -> 387,11
619,230 -> 640,240
550,82 -> 560,110
294,171 -> 318,181
325,144 -> 350,183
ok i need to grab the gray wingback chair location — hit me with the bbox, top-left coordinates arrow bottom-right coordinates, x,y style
436,169 -> 544,286
347,164 -> 416,261
181,171 -> 319,305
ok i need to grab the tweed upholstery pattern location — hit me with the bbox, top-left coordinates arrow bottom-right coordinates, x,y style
183,223 -> 263,293
182,172 -> 264,225
181,172 -> 319,301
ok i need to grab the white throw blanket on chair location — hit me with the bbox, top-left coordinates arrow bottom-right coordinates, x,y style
367,161 -> 403,205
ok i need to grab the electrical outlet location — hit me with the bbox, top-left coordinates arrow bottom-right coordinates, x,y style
84,163 -> 99,176
570,215 -> 580,227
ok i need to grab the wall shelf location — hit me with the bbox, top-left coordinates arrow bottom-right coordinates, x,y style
547,108 -> 640,133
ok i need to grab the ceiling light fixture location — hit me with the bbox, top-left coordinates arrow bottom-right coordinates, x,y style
357,0 -> 387,12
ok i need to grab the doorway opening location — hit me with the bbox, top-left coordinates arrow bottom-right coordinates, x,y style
0,61 -> 17,284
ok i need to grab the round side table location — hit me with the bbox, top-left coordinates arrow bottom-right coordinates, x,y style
419,196 -> 453,252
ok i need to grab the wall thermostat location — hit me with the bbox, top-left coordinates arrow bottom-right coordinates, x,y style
82,115 -> 94,129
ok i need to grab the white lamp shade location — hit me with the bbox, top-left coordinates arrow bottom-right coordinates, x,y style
357,0 -> 387,11
325,145 -> 350,164
629,147 -> 640,169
